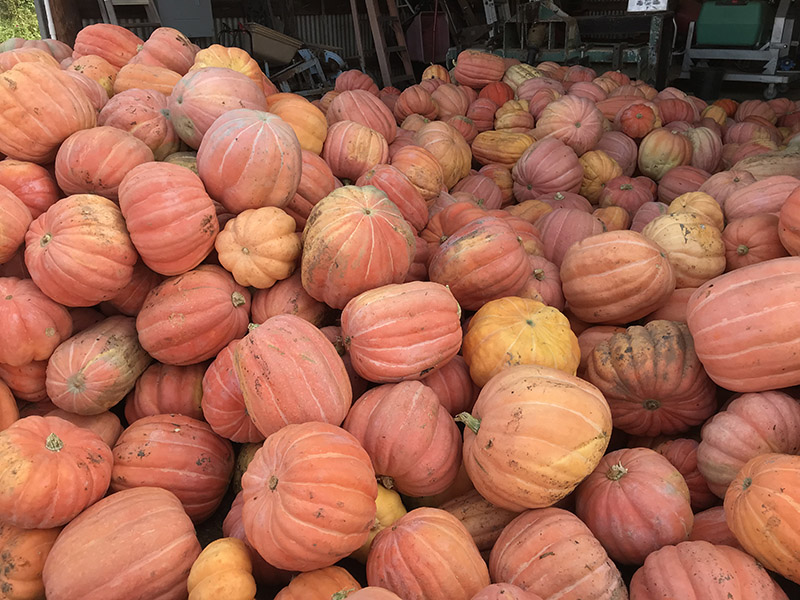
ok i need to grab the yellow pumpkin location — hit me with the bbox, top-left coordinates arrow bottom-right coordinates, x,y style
266,93 -> 327,155
462,296 -> 580,387
350,484 -> 407,563
215,206 -> 302,289
187,538 -> 256,600
502,63 -> 543,91
471,131 -> 535,170
579,150 -> 623,204
642,212 -> 725,287
668,191 -> 725,230
701,104 -> 728,126
494,99 -> 534,133
592,206 -> 630,231
190,44 -> 263,88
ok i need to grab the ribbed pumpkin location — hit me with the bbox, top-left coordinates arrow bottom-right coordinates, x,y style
689,506 -> 740,547
453,49 -> 505,88
343,381 -> 461,496
72,23 -> 143,68
615,101 -> 661,139
725,175 -> 800,221
684,126 -> 723,173
214,207 -> 301,289
189,44 -> 266,90
724,453 -> 800,585
366,508 -> 490,600
168,67 -> 267,149
0,380 -> 18,431
25,194 -> 137,307
512,137 -> 583,201
284,150 -> 338,230
335,69 -> 379,95
479,81 -> 514,105
273,566 -> 359,600
575,447 -> 693,565
250,270 -> 329,326
462,297 -> 579,387
233,314 -> 351,437
440,489 -> 520,553
42,487 -> 201,600
629,540 -> 789,599
0,415 -> 112,529
724,213 -> 788,269
0,360 -> 47,403
466,98 -> 499,132
596,130 -> 638,176
657,165 -> 711,204
186,537 -> 256,600
421,64 -> 449,81
356,164 -> 428,232
113,63 -> 181,96
124,362 -> 206,423
669,191 -> 725,229
652,438 -> 715,513
263,93 -> 327,154
136,265 -> 251,366
420,355 -> 477,417
598,175 -> 655,215
585,320 -> 716,437
129,27 -> 196,74
560,230 -> 676,324
322,120 -> 389,181
780,185 -> 800,254
0,521 -> 60,600
697,390 -> 800,498
472,584 -> 544,600
503,64 -> 543,91
105,259 -> 162,317
631,201 -> 670,232
0,186 -> 31,265
0,63 -> 97,163
471,131 -> 535,170
452,173 -> 503,210
390,145 -> 445,201
413,121 -> 471,189
301,185 -> 415,309
638,128 -> 693,181
242,422 -> 377,571
430,84 -> 469,121
428,217 -> 530,311
579,150 -> 623,203
327,89 -> 397,143
394,85 -> 438,123
535,95 -> 604,156
196,108 -> 301,214
340,281 -> 462,383
0,159 -> 60,219
489,508 -> 627,600
68,54 -> 117,97
458,365 -> 611,511
98,89 -> 179,160
110,414 -> 234,522
686,257 -> 800,391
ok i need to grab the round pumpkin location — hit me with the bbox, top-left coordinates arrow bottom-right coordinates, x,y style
0,159 -> 60,219
686,257 -> 800,392
327,89 -> 397,143
453,49 -> 505,88
322,120 -> 389,181
274,566 -> 360,600
0,521 -> 60,600
136,265 -> 251,366
724,213 -> 788,269
0,185 -> 32,266
394,85 -> 438,123
284,150 -> 338,230
366,507 -> 490,600
535,95 -> 604,156
637,128 -> 693,181
124,362 -> 205,423
250,270 -> 329,326
351,483 -> 407,563
189,44 -> 267,91
390,145 -> 445,201
356,164 -> 428,232
130,27 -> 196,74
68,54 -> 117,97
596,130 -> 639,176
0,360 -> 47,403
0,415 -> 112,529
335,70 -> 379,95
72,23 -> 142,68
459,365 -> 612,511
440,489 -> 521,553
511,137 -> 583,201
579,150 -> 623,204
110,413 -> 234,522
462,296 -> 579,387
265,93 -> 327,154
24,194 -> 137,307
689,506 -> 741,548
413,121 -> 471,189
242,422 -> 378,571
652,437 -> 717,511
575,447 -> 693,564
187,537 -> 256,600
615,101 -> 661,139
42,486 -> 201,600
301,185 -> 415,309
97,89 -> 180,160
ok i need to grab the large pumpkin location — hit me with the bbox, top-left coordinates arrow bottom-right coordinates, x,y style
453,50 -> 505,88
0,521 -> 60,600
233,314 -> 351,437
413,121 -> 471,189
130,27 -> 196,74
301,185 -> 415,309
471,131 -> 535,170
458,365 -> 612,511
113,63 -> 181,96
629,540 -> 789,599
0,415 -> 112,529
69,54 -> 117,97
685,257 -> 800,391
462,296 -> 579,387
0,277 -> 72,367
46,315 -> 152,415
585,320 -> 717,437
72,23 -> 143,68
97,89 -> 180,160
366,508 -> 490,600
560,230 -> 676,324
273,566 -> 360,600
327,89 -> 397,143
535,95 -> 604,156
196,108 -> 301,214
284,150 -> 338,230
697,390 -> 800,497
724,453 -> 800,585
24,194 -> 137,307
343,381 -> 462,497
511,137 -> 583,201
136,265 -> 251,366
0,185 -> 32,266
0,62 -> 96,163
637,127 -> 693,181
724,174 -> 800,221
241,422 -> 378,571
168,67 -> 267,149
340,281 -> 462,383
110,414 -> 234,522
265,92 -> 328,154
489,508 -> 627,600
42,487 -> 201,600
321,120 -> 389,181
356,164 -> 428,232
390,145 -> 445,201
0,159 -> 60,219
574,447 -> 694,565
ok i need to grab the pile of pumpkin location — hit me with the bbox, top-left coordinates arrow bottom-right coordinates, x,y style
2,21 -> 800,600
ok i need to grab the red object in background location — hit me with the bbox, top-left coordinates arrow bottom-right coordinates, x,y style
406,11 -> 450,64
676,0 -> 703,37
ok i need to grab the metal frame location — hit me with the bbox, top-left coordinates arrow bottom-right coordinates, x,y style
678,0 -> 800,98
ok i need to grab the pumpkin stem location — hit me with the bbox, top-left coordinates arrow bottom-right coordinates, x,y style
455,412 -> 481,434
533,268 -> 545,281
231,291 -> 246,308
607,461 -> 628,481
737,244 -> 749,256
248,322 -> 260,332
378,475 -> 395,490
331,589 -> 358,600
553,192 -> 564,201
268,475 -> 279,491
643,398 -> 660,411
40,233 -> 52,247
742,477 -> 752,490
45,433 -> 64,452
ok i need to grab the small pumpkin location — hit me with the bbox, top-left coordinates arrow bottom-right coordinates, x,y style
265,93 -> 328,155
0,521 -> 61,600
187,537 -> 256,600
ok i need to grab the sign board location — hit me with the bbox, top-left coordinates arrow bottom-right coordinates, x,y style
627,0 -> 669,12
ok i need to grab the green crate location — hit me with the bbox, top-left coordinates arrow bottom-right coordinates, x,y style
696,0 -> 774,47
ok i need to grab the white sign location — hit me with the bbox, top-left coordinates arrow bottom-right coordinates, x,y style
628,0 -> 669,12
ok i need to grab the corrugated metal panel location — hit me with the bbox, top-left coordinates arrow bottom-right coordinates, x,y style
295,14 -> 375,62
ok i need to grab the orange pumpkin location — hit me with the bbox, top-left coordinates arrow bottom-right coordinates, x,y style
69,54 -> 117,97
72,23 -> 142,68
98,89 -> 180,160
0,521 -> 61,600
422,64 -> 450,81
393,85 -> 438,123
322,120 -> 389,181
265,93 -> 327,154
335,69 -> 379,95
471,131 -> 535,170
283,150 -> 338,230
453,49 -> 505,88
356,164 -> 428,232
0,185 -> 32,265
113,63 -> 181,96
535,95 -> 604,155
579,150 -> 623,203
0,360 -> 47,403
274,567 -> 360,600
390,145 -> 445,201
413,121 -> 471,189
637,127 -> 693,181
327,89 -> 397,143
511,137 -> 583,201
129,27 -> 196,74
124,362 -> 205,424
189,44 -> 267,92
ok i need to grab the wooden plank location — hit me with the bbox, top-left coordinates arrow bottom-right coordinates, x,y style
349,0 -> 368,72
46,0 -> 83,46
384,0 -> 414,82
365,0 -> 392,88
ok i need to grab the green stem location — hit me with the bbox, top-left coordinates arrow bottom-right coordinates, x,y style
45,433 -> 64,452
455,412 -> 481,434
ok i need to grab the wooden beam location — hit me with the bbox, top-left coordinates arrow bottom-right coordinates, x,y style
46,0 -> 83,46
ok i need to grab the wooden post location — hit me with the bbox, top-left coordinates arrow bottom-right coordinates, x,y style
349,0 -> 367,72
43,0 -> 83,46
